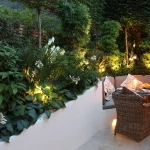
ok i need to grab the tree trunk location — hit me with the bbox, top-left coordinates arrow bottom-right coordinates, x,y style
125,27 -> 129,65
38,8 -> 42,49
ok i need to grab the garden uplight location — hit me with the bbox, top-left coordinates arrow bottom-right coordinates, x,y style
112,119 -> 117,129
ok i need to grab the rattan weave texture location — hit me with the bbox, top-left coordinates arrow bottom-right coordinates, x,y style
112,90 -> 150,142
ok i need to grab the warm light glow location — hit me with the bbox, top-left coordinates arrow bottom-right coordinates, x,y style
112,119 -> 117,127
133,40 -> 136,48
134,79 -> 137,90
99,65 -> 105,73
111,65 -> 120,71
132,55 -> 137,60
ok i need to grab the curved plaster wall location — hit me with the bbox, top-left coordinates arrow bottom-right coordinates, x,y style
0,82 -> 116,150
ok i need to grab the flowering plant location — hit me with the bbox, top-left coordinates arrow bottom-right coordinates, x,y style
0,113 -> 7,124
25,37 -> 66,82
69,75 -> 80,85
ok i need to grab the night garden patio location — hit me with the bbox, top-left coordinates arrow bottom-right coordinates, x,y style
0,0 -> 150,150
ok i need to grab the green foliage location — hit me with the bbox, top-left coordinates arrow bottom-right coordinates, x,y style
53,50 -> 100,95
0,5 -> 61,48
97,51 -> 150,76
141,53 -> 150,73
67,0 -> 105,42
98,20 -> 121,54
20,39 -> 100,104
0,44 -> 50,142
57,2 -> 91,50
140,24 -> 150,52
104,0 -> 150,23
103,0 -> 150,58
20,37 -> 67,83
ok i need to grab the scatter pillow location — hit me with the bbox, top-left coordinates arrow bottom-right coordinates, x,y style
120,74 -> 134,89
120,74 -> 143,90
135,80 -> 143,90
104,76 -> 115,101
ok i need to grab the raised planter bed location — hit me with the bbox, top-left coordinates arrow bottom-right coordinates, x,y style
0,82 -> 116,150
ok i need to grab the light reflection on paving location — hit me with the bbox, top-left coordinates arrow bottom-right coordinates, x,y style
77,127 -> 150,150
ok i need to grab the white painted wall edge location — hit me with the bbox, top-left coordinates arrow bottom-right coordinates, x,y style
0,81 -> 116,150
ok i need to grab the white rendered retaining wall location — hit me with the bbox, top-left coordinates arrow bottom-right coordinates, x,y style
0,81 -> 116,150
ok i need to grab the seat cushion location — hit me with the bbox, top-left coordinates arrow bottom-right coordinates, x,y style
103,96 -> 115,109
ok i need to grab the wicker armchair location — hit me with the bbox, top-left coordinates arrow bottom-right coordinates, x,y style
112,89 -> 150,142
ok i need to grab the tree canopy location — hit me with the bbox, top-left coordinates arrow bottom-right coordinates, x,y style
104,0 -> 150,23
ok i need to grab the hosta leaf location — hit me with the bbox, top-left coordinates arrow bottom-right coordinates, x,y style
20,120 -> 29,129
12,88 -> 18,95
57,101 -> 65,107
45,110 -> 51,119
4,51 -> 10,56
36,103 -> 44,109
54,82 -> 63,90
19,105 -> 25,116
1,128 -> 9,135
4,93 -> 11,101
1,135 -> 10,143
17,121 -> 24,131
51,93 -> 58,98
11,83 -> 15,89
25,95 -> 33,101
10,101 -> 16,111
13,130 -> 20,135
0,124 -> 5,129
0,95 -> 4,105
14,110 -> 20,116
0,83 -> 5,92
0,72 -> 9,79
28,109 -> 37,119
66,92 -> 77,100
58,89 -> 70,94
6,123 -> 13,133
16,100 -> 23,105
53,103 -> 60,109
39,109 -> 44,114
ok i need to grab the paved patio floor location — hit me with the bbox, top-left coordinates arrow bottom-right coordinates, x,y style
77,127 -> 150,150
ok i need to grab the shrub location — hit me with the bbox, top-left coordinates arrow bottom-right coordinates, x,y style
57,2 -> 91,50
98,20 -> 121,54
139,24 -> 150,53
0,5 -> 61,48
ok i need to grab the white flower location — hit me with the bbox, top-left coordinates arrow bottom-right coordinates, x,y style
51,45 -> 56,52
56,46 -> 60,51
91,55 -> 97,61
31,70 -> 37,77
35,60 -> 44,68
69,75 -> 80,84
45,48 -> 49,53
48,37 -> 55,46
0,112 -> 7,124
60,50 -> 65,55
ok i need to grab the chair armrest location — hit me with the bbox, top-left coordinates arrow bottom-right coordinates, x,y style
143,103 -> 150,107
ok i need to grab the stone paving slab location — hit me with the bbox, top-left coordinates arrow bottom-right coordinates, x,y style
77,127 -> 150,150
